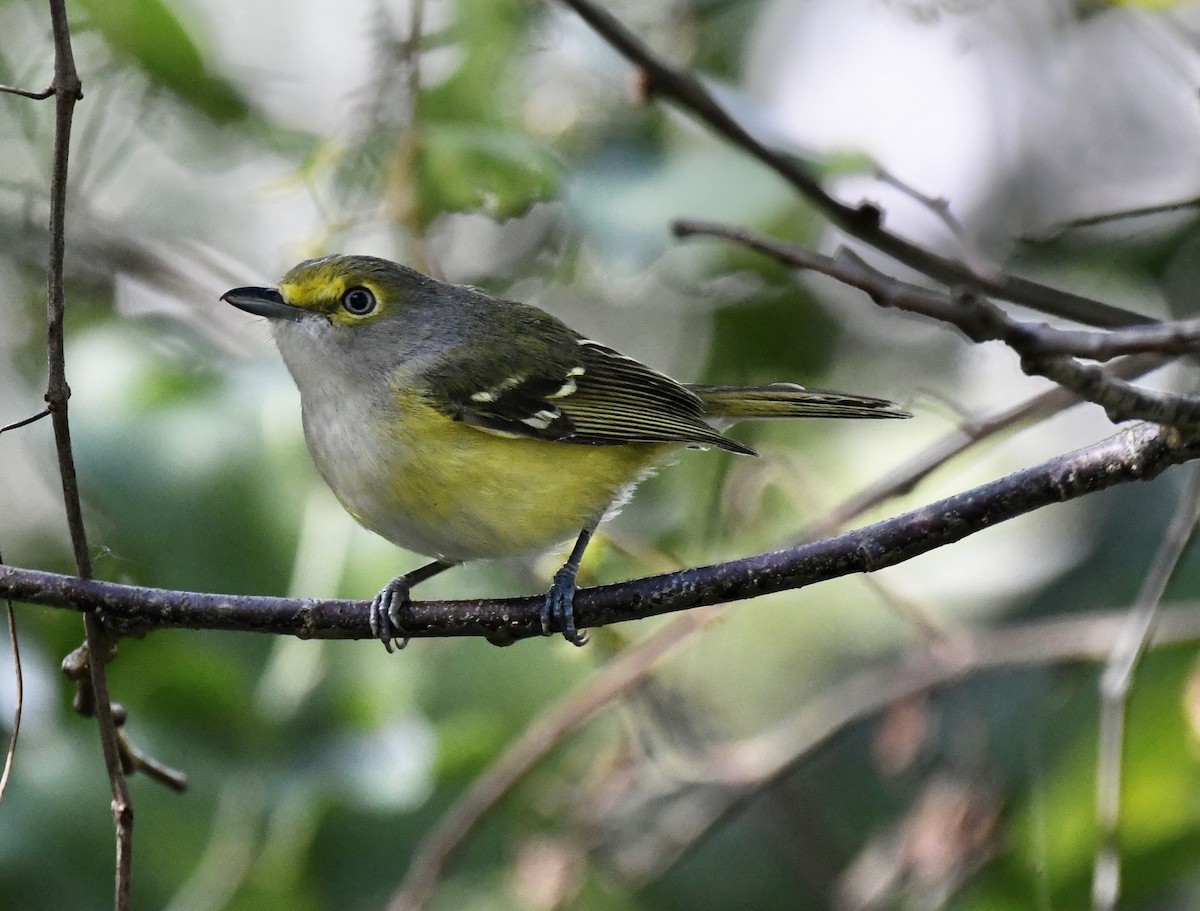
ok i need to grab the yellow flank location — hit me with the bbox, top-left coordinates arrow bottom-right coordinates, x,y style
309,385 -> 666,563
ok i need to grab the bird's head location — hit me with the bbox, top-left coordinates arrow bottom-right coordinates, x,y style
223,255 -> 470,389
221,254 -> 443,329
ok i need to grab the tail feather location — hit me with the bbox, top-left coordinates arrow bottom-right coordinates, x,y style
691,382 -> 911,421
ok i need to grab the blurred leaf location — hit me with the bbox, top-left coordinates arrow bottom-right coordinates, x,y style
1107,0 -> 1191,7
963,649 -> 1200,909
422,0 -> 530,126
75,0 -> 248,122
704,282 -> 838,385
417,124 -> 559,223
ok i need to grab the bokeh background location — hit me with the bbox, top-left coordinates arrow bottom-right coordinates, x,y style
4,0 -> 1200,908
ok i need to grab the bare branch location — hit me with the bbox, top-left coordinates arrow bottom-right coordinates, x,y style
0,409 -> 51,435
0,561 -> 21,803
1,422 -> 1195,642
38,0 -> 133,905
1061,195 -> 1200,230
1009,320 -> 1200,361
676,218 -> 1196,361
558,0 -> 1150,329
1018,353 -> 1200,427
673,219 -> 1200,428
797,354 -> 1164,542
117,731 -> 188,793
873,166 -> 997,282
0,83 -> 54,100
44,3 -> 88,577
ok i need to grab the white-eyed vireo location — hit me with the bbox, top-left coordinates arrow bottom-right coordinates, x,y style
222,255 -> 909,648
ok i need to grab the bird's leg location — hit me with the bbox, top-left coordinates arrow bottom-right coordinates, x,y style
543,525 -> 595,646
369,560 -> 457,652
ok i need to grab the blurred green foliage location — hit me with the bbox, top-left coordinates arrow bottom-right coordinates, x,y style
75,0 -> 248,121
2,1 -> 1200,910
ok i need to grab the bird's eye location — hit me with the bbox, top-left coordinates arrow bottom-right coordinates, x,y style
341,286 -> 376,316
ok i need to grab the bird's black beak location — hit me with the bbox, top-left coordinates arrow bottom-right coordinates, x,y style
221,286 -> 305,323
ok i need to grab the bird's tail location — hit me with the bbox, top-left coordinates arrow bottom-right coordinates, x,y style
692,383 -> 911,420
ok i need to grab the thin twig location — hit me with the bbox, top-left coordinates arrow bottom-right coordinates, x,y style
1091,466 -> 1200,911
1,422 -> 1195,640
44,3 -> 89,574
39,1 -> 134,907
797,354 -> 1164,542
1062,195 -> 1200,230
558,0 -> 1150,329
0,548 -> 21,803
874,166 -> 998,282
0,408 -> 51,435
118,731 -> 188,793
0,83 -> 54,100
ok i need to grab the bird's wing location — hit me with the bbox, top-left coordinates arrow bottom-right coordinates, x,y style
418,308 -> 751,454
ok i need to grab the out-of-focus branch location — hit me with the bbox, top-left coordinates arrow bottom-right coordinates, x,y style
0,83 -> 54,100
396,590 -> 1200,909
674,220 -> 1200,428
385,608 -> 718,911
797,353 -> 1164,542
1091,466 -> 1200,911
595,600 -> 1200,884
1062,195 -> 1200,230
557,0 -> 1151,329
0,545 -> 20,803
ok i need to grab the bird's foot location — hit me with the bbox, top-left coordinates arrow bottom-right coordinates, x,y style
541,563 -> 588,647
367,560 -> 455,652
369,577 -> 414,653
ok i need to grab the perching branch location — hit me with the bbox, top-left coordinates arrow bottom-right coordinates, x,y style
1,422 -> 1195,642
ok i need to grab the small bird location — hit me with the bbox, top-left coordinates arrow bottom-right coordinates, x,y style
222,255 -> 909,649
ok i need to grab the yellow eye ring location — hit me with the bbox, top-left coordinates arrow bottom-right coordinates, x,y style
341,286 -> 377,316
